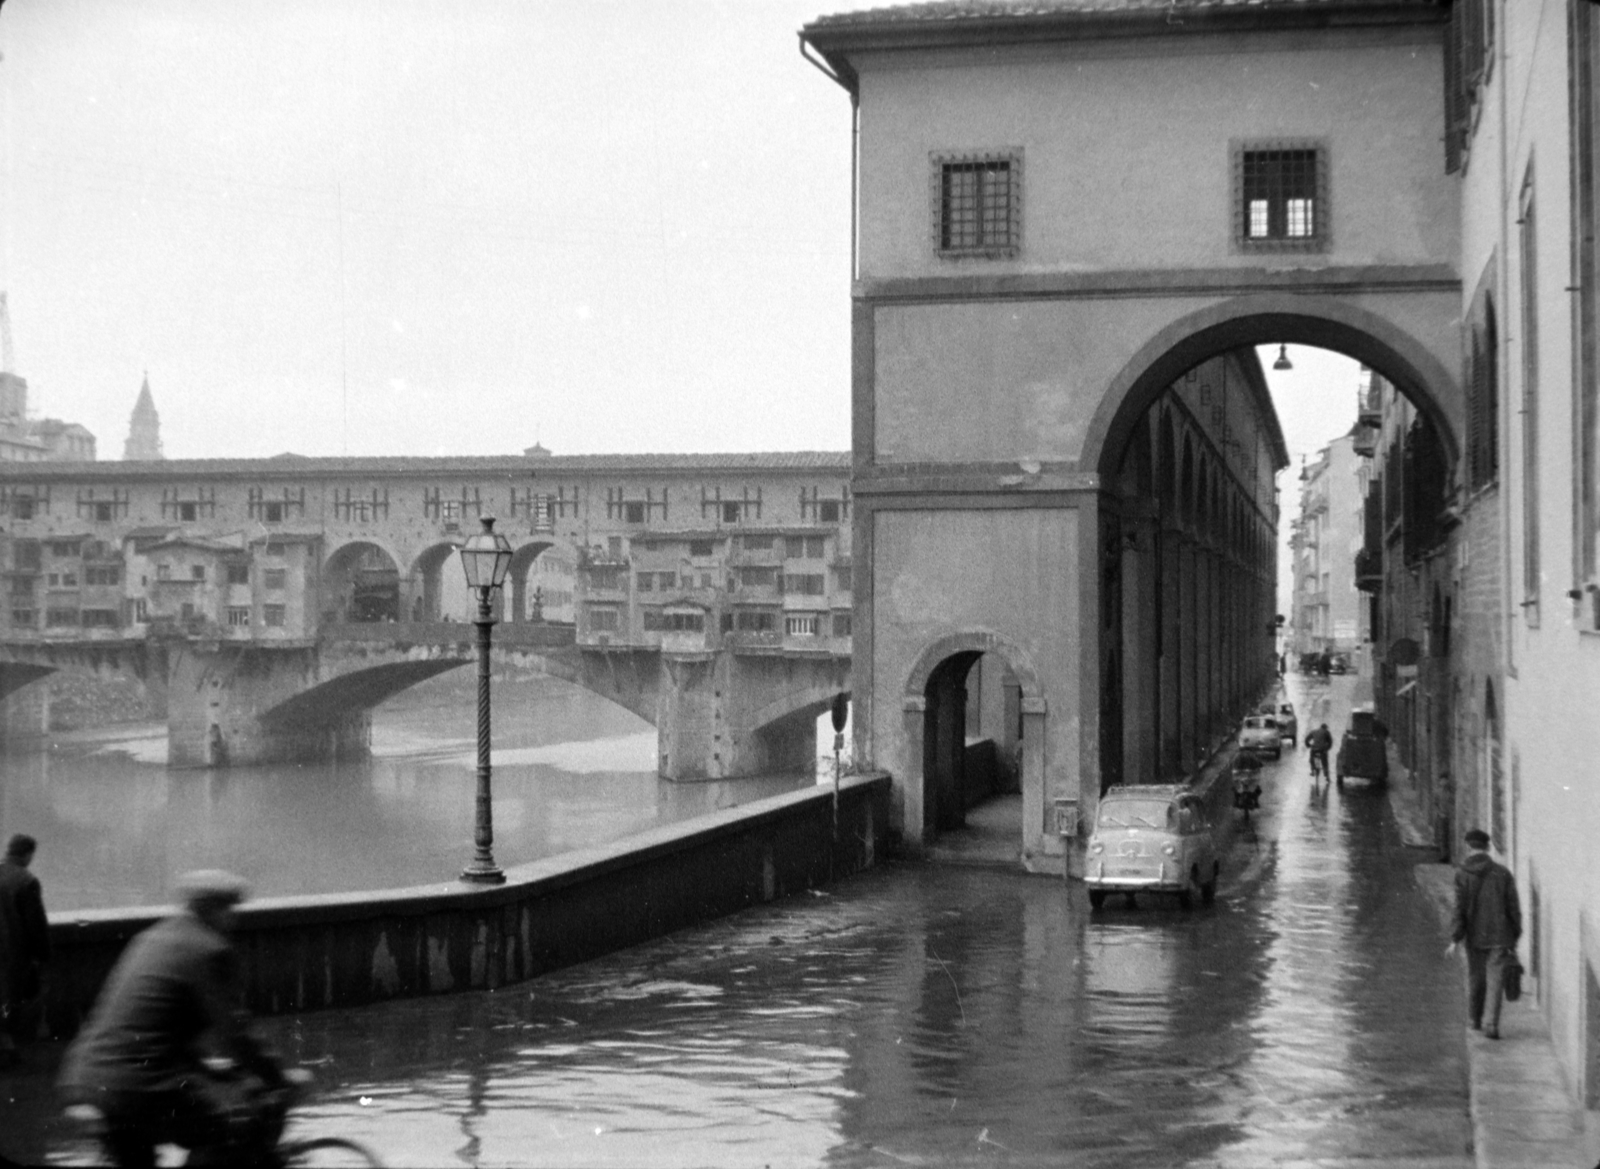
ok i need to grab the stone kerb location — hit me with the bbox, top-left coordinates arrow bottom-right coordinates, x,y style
40,774 -> 891,1036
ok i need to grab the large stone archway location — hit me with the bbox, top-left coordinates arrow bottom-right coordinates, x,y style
1083,294 -> 1463,481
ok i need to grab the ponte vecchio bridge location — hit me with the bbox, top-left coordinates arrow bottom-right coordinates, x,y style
0,451 -> 852,777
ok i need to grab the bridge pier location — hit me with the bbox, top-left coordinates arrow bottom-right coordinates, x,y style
0,681 -> 49,746
654,651 -> 850,782
166,642 -> 373,768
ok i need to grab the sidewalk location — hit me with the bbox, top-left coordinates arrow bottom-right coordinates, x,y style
1386,749 -> 1598,1169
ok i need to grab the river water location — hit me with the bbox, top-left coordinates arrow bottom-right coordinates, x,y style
0,668 -> 815,911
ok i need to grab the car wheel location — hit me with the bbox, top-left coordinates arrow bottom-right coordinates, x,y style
1088,889 -> 1107,910
1201,864 -> 1218,905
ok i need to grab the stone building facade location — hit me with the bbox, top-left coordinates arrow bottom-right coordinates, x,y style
1289,433 -> 1366,661
802,0 -> 1459,870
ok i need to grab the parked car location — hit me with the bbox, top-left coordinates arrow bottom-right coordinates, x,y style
1327,653 -> 1350,675
1276,703 -> 1298,744
1085,785 -> 1219,910
1239,714 -> 1282,759
1336,709 -> 1389,786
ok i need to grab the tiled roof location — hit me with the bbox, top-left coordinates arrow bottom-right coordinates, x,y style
0,452 -> 852,481
807,0 -> 1432,26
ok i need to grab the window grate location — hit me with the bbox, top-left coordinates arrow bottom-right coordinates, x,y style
932,151 -> 1021,257
1242,150 -> 1318,240
1233,141 -> 1327,252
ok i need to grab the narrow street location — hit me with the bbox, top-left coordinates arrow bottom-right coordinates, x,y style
2,678 -> 1474,1169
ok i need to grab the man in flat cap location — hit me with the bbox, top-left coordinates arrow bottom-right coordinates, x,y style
1447,829 -> 1522,1040
0,834 -> 50,1064
60,871 -> 291,1167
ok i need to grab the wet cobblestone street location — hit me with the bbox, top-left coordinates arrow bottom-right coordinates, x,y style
3,678 -> 1475,1167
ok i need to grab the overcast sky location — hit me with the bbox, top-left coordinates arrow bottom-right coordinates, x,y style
1,0 -> 1360,472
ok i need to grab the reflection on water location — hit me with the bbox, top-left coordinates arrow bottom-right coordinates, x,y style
236,681 -> 1461,1168
0,670 -> 812,910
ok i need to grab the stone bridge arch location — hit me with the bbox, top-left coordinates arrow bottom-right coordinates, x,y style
1083,293 -> 1463,481
0,640 -> 169,738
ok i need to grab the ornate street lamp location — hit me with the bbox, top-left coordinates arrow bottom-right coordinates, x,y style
458,516 -> 514,885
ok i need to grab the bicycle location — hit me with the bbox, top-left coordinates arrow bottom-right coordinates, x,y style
65,1067 -> 385,1168
1308,749 -> 1329,782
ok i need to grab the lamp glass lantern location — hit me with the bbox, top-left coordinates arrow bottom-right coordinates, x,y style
459,517 -> 514,593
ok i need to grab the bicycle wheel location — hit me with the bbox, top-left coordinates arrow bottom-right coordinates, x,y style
279,1135 -> 387,1168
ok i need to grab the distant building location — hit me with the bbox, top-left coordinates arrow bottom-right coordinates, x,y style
0,295 -> 98,463
123,373 -> 164,461
1288,434 -> 1364,661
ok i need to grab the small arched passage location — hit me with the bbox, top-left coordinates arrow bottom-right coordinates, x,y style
1083,295 -> 1462,482
903,632 -> 1045,853
411,542 -> 463,623
508,540 -> 555,624
324,541 -> 403,624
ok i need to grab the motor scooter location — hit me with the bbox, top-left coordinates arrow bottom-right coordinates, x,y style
1232,750 -> 1263,819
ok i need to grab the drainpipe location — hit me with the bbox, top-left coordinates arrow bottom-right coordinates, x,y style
799,37 -> 858,281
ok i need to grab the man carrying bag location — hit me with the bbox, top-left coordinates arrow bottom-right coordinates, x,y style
1447,828 -> 1522,1040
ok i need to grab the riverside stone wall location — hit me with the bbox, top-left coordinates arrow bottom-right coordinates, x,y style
42,774 -> 890,1035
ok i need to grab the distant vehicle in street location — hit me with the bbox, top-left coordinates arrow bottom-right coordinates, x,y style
1327,653 -> 1350,675
1085,785 -> 1219,910
1276,703 -> 1298,744
1240,714 -> 1282,759
1336,709 -> 1389,787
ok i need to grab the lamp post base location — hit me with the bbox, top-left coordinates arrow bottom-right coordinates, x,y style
459,864 -> 506,885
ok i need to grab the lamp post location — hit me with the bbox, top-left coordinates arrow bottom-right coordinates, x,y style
458,516 -> 514,885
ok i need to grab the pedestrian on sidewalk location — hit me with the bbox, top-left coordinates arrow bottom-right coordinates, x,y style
1447,828 -> 1522,1040
0,833 -> 51,1065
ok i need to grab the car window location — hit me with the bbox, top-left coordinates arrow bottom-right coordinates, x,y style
1098,799 -> 1174,829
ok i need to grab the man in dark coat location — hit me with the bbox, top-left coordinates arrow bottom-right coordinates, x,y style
0,833 -> 50,1062
1448,828 -> 1522,1039
59,870 -> 290,1167
1304,723 -> 1334,779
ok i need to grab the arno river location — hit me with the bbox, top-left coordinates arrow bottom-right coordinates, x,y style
0,667 -> 815,911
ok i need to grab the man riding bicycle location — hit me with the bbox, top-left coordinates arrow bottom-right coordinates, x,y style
1305,723 -> 1334,779
59,870 -> 301,1169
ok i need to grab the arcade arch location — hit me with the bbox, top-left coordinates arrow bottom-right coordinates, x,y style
508,540 -> 556,624
1092,299 -> 1463,789
324,541 -> 402,624
1083,296 -> 1463,483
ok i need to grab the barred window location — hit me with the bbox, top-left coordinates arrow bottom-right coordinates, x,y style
1235,142 -> 1328,251
933,152 -> 1021,257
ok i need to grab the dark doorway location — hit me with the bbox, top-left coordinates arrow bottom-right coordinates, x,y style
922,649 -> 1023,838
